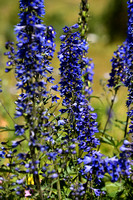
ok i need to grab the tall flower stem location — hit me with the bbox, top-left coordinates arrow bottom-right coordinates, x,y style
56,173 -> 62,200
78,0 -> 94,97
78,0 -> 89,39
29,85 -> 43,200
0,100 -> 15,124
98,89 -> 118,151
103,89 -> 118,136
30,145 -> 44,200
83,179 -> 89,200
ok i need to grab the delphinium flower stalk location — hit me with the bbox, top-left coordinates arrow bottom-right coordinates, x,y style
107,2 -> 131,141
107,0 -> 133,185
0,0 -> 62,199
58,3 -> 123,197
108,1 -> 133,139
86,0 -> 133,195
78,0 -> 94,97
119,0 -> 133,183
125,0 -> 133,137
103,34 -> 128,145
58,24 -> 99,151
108,1 -> 133,138
58,24 -> 108,199
78,0 -> 89,40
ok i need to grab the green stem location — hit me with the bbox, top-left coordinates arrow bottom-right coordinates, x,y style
30,145 -> 44,200
29,77 -> 44,200
0,100 -> 15,124
98,89 -> 118,151
55,164 -> 62,200
57,176 -> 62,200
125,105 -> 133,139
78,0 -> 89,39
83,179 -> 89,200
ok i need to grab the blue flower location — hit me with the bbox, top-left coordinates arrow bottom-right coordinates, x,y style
93,188 -> 102,197
51,85 -> 58,91
12,141 -> 20,148
16,178 -> 25,185
83,156 -> 91,164
50,173 -> 58,179
15,125 -> 25,136
0,151 -> 5,158
58,120 -> 65,126
47,152 -> 57,161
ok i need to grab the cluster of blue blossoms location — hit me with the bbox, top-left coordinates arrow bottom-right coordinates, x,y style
108,42 -> 128,88
58,24 -> 99,151
58,25 -> 102,197
108,0 -> 133,151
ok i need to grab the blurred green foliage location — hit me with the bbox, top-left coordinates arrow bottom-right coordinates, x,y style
101,0 -> 127,42
0,0 -> 128,42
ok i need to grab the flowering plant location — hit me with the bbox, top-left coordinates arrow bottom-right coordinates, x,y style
0,0 -> 132,199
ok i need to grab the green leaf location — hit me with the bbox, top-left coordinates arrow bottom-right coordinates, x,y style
43,96 -> 51,104
116,138 -> 125,148
100,131 -> 116,147
114,82 -> 124,89
0,126 -> 15,133
89,95 -> 104,105
100,136 -> 116,147
114,123 -> 125,130
50,113 -> 62,123
105,182 -> 123,198
0,167 -> 14,173
115,119 -> 126,125
100,136 -> 113,145
63,186 -> 71,198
